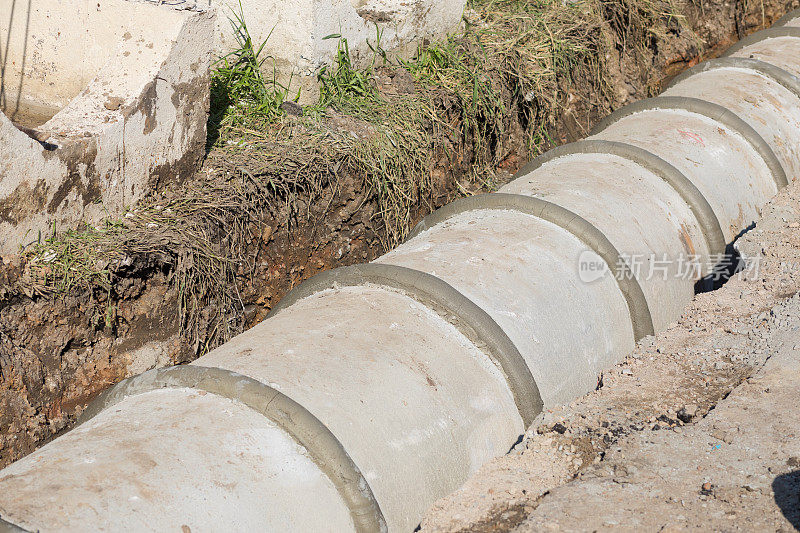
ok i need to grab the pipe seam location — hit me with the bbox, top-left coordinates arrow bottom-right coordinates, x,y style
267,263 -> 544,426
666,57 -> 800,101
722,27 -> 800,57
514,139 -> 727,257
774,8 -> 800,26
590,96 -> 788,189
407,193 -> 656,341
77,366 -> 387,533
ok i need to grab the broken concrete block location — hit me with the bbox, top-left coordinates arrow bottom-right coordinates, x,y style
209,0 -> 466,102
0,0 -> 215,254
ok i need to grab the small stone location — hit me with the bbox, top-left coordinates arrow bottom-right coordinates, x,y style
657,414 -> 677,427
711,428 -> 734,444
787,457 -> 800,468
104,96 -> 123,110
281,101 -> 303,116
261,225 -> 274,243
677,404 -> 698,423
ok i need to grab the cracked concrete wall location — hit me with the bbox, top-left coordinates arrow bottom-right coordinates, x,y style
0,0 -> 214,254
208,0 -> 466,102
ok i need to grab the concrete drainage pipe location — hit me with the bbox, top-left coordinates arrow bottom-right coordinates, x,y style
2,11 -> 800,532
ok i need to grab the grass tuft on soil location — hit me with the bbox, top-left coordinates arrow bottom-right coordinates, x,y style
8,0 -> 690,353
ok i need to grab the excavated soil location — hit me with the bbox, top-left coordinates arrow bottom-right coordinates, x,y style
1,0 -> 798,472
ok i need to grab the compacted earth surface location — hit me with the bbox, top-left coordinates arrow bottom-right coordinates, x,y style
420,181 -> 800,531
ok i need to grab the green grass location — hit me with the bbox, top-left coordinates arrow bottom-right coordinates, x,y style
318,35 -> 377,106
208,2 -> 294,145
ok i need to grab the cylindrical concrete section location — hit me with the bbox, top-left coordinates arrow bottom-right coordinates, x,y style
501,143 -> 713,332
379,200 -> 637,406
2,20 -> 800,533
589,97 -> 782,241
203,283 -> 526,530
0,377 -> 362,532
663,59 -> 800,179
724,27 -> 800,78
774,7 -> 800,27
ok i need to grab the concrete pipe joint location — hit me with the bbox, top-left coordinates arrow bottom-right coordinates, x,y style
2,13 -> 800,533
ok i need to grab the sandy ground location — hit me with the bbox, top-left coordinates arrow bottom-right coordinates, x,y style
419,182 -> 800,531
520,295 -> 800,531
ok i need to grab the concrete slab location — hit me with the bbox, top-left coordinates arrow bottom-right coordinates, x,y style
207,0 -> 466,102
0,0 -> 214,254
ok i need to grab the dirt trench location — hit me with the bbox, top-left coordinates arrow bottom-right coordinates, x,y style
0,0 -> 798,470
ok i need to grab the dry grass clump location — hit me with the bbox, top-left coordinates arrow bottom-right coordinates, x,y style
15,177 -> 258,348
10,0 -> 688,352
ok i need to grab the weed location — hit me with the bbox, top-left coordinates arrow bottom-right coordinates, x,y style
15,178 -> 257,349
318,35 -> 377,105
21,222 -> 125,295
208,1 -> 293,145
